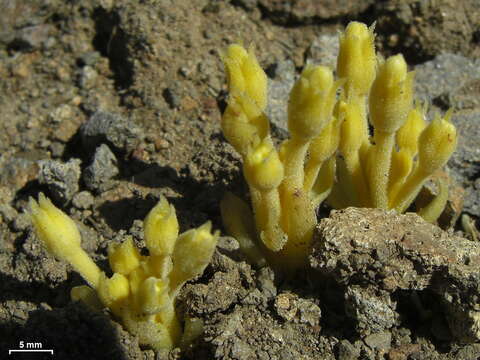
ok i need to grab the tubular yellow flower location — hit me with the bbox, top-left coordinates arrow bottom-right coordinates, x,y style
143,195 -> 179,257
222,43 -> 267,110
288,65 -> 337,141
29,193 -> 101,288
337,21 -> 376,99
108,236 -> 142,276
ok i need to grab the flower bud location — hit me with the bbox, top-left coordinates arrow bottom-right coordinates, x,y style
417,110 -> 457,175
97,272 -> 130,314
223,44 -> 267,110
29,193 -> 81,260
172,222 -> 219,285
108,236 -> 142,276
396,102 -> 427,156
222,94 -> 269,156
369,54 -> 414,133
243,138 -> 284,191
143,196 -> 179,257
288,65 -> 337,141
337,21 -> 376,97
29,193 -> 101,288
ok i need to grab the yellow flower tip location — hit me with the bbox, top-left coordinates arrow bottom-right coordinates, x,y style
143,196 -> 179,257
343,21 -> 372,42
382,54 -> 408,85
244,138 -> 284,191
396,104 -> 427,155
417,111 -> 457,175
222,43 -> 267,110
369,54 -> 414,133
108,236 -> 142,276
172,222 -> 219,282
337,21 -> 376,97
191,221 -> 221,248
288,65 -> 336,140
97,272 -> 130,311
28,193 -> 81,259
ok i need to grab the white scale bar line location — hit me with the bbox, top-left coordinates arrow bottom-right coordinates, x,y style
9,349 -> 54,354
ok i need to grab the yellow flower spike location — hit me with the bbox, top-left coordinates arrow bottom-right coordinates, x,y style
304,114 -> 342,192
108,236 -> 142,276
243,138 -> 284,191
337,21 -> 376,99
219,21 -> 458,273
222,43 -> 268,110
137,277 -> 171,315
29,193 -> 102,288
97,272 -> 130,316
288,65 -> 337,141
170,221 -> 219,295
369,54 -> 414,134
243,138 -> 286,252
30,192 -> 217,351
143,195 -> 179,257
417,110 -> 457,175
338,100 -> 370,206
221,92 -> 270,157
368,54 -> 414,208
392,110 -> 457,213
396,102 -> 427,156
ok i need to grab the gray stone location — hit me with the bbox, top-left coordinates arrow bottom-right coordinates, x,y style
414,53 -> 480,109
0,204 -> 17,224
266,59 -> 295,134
274,292 -> 321,326
72,191 -> 94,210
448,110 -> 480,215
78,51 -> 101,66
83,144 -> 119,193
364,331 -> 392,351
310,207 -> 480,342
345,285 -> 398,334
11,212 -> 30,232
80,111 -> 142,154
38,158 -> 81,205
305,32 -> 339,69
78,66 -> 98,89
10,24 -> 53,51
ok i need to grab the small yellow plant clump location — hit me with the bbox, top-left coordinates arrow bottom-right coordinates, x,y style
220,21 -> 457,271
29,193 -> 219,350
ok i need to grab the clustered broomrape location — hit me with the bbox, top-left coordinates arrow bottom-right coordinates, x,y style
29,193 -> 219,350
220,21 -> 457,271
27,20 -> 458,352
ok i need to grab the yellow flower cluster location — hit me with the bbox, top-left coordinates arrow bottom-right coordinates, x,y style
220,22 -> 457,271
29,193 -> 218,350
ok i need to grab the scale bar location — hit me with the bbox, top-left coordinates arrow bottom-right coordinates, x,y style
9,349 -> 54,354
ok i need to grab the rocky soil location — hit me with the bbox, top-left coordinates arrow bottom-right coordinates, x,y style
0,0 -> 479,359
